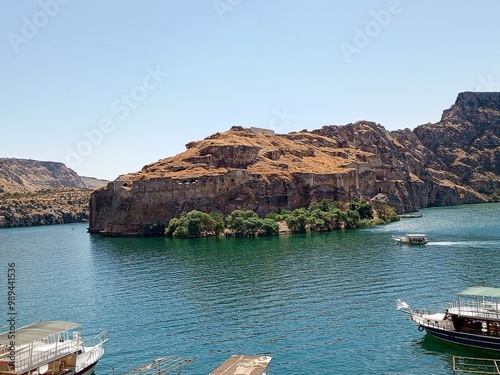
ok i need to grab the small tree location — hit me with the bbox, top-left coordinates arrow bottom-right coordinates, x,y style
165,210 -> 224,238
349,197 -> 373,220
344,209 -> 361,229
376,205 -> 400,224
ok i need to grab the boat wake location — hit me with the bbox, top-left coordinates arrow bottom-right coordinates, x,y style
428,240 -> 500,248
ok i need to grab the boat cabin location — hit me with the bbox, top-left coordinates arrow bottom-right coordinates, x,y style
448,286 -> 500,337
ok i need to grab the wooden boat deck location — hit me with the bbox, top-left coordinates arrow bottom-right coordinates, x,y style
210,355 -> 272,375
121,356 -> 192,375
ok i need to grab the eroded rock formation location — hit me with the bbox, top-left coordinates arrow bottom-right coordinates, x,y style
89,92 -> 500,236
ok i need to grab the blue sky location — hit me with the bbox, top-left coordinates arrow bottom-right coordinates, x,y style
1,1 -> 500,180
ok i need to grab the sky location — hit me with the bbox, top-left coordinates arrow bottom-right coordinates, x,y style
1,1 -> 500,181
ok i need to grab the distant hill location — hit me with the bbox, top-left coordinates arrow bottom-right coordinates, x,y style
0,158 -> 107,193
0,158 -> 108,228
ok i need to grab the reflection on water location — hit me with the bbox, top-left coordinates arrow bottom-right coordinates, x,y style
420,333 -> 500,359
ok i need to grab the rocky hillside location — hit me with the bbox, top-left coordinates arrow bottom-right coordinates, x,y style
0,159 -> 108,228
0,158 -> 106,193
89,92 -> 500,236
0,188 -> 92,228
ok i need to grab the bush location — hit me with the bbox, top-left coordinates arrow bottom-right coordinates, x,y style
349,197 -> 373,220
225,210 -> 279,237
165,210 -> 224,238
344,209 -> 361,229
376,205 -> 400,223
163,197 -> 384,239
283,208 -> 308,233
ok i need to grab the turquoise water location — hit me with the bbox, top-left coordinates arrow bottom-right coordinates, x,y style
1,202 -> 500,374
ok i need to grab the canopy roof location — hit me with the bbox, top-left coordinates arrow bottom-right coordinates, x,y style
458,286 -> 500,299
0,321 -> 80,346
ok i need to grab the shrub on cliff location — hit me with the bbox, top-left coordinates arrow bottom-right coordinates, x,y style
225,210 -> 279,237
349,197 -> 373,220
281,198 -> 374,232
374,204 -> 400,224
165,210 -> 224,238
163,197 -> 387,239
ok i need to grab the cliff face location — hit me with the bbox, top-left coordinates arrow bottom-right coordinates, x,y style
413,92 -> 500,194
0,158 -> 108,228
0,188 -> 91,228
89,92 -> 500,236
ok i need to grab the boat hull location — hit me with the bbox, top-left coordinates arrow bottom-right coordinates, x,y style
76,362 -> 98,375
425,326 -> 500,351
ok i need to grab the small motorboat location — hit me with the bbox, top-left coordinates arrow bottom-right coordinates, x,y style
393,233 -> 428,244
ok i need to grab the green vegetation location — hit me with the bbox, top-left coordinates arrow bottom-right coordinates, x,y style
155,198 -> 399,239
225,210 -> 279,237
164,210 -> 224,238
374,204 -> 400,224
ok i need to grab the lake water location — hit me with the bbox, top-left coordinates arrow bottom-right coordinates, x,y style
1,202 -> 500,374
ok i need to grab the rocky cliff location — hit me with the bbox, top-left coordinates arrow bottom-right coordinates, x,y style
89,92 -> 500,236
0,158 -> 108,228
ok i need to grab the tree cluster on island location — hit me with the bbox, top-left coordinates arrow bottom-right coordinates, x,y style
140,198 -> 400,238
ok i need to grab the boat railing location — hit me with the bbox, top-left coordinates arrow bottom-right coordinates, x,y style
411,310 -> 454,331
83,330 -> 109,348
452,300 -> 500,320
15,341 -> 78,373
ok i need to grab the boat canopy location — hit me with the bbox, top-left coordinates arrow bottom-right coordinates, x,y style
458,287 -> 500,299
0,321 -> 80,346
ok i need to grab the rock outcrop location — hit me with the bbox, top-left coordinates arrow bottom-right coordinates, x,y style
89,92 -> 500,236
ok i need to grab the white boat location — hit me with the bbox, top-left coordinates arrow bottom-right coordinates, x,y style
0,321 -> 108,375
397,286 -> 500,351
393,233 -> 428,244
